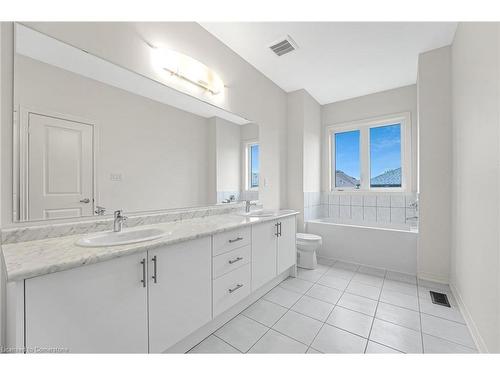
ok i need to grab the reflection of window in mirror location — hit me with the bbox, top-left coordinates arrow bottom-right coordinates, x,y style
246,142 -> 259,191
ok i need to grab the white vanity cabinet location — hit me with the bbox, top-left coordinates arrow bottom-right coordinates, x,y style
148,237 -> 212,353
14,214 -> 298,353
25,251 -> 149,353
251,220 -> 279,290
252,215 -> 296,291
277,216 -> 297,274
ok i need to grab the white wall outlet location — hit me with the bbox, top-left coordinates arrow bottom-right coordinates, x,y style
110,173 -> 122,181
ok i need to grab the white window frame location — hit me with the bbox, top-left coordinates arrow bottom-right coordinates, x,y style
327,112 -> 412,192
244,141 -> 259,191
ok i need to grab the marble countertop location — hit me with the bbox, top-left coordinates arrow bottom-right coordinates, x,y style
1,210 -> 298,282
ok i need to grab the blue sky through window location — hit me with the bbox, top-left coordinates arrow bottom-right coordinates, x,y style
370,124 -> 401,186
250,144 -> 259,188
334,130 -> 360,182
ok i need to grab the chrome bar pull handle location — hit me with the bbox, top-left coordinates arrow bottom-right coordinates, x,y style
228,256 -> 243,265
275,222 -> 279,237
151,255 -> 158,283
140,258 -> 146,288
278,222 -> 282,237
228,284 -> 243,293
228,237 -> 243,243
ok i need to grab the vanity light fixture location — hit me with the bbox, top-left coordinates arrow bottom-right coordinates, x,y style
151,47 -> 224,95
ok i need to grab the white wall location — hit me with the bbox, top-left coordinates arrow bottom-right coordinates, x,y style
417,46 -> 452,283
450,22 -> 500,353
286,89 -> 321,230
287,91 -> 305,229
214,117 -> 241,193
240,123 -> 258,142
16,55 -> 212,214
303,91 -> 322,193
0,23 -> 4,351
0,22 -> 13,351
321,85 -> 418,193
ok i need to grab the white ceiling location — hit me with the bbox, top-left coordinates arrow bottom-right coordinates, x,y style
200,22 -> 457,104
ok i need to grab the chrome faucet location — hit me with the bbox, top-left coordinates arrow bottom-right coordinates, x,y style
245,200 -> 257,213
113,210 -> 128,232
95,206 -> 106,216
409,200 -> 419,210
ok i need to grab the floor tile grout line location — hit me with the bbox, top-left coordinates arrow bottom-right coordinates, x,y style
418,331 -> 478,351
210,333 -> 245,353
266,286 -> 422,337
248,275 -> 321,352
363,270 -> 386,353
304,261 -> 359,353
368,338 -> 405,353
207,260 -> 448,354
270,287 -> 462,338
220,268 -> 387,353
244,325 -> 273,353
303,263 -> 424,352
416,278 -> 478,351
419,312 -> 467,325
415,278 -> 473,351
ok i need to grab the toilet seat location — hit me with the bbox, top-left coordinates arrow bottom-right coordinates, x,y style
296,233 -> 322,242
296,233 -> 322,270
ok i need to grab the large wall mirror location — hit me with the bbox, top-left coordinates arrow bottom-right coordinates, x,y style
12,23 -> 259,222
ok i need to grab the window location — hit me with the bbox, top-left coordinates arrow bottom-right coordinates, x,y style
247,143 -> 259,189
334,130 -> 360,188
329,113 -> 410,191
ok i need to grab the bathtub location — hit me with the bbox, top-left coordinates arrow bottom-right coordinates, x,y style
306,218 -> 418,274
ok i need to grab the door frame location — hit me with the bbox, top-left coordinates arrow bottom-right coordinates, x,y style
15,105 -> 99,221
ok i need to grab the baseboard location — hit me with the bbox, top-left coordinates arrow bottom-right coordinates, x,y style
318,255 -> 418,276
417,271 -> 449,284
449,283 -> 489,353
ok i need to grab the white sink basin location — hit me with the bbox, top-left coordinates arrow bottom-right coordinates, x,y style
76,227 -> 169,247
239,209 -> 277,217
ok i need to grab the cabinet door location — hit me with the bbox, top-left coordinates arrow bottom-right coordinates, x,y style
148,237 -> 212,353
277,216 -> 297,274
251,220 -> 278,291
25,252 -> 149,353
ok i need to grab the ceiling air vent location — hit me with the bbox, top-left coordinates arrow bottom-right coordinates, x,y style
269,35 -> 298,57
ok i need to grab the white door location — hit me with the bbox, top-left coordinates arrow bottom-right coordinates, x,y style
277,216 -> 297,274
251,220 -> 278,291
148,237 -> 212,353
25,252 -> 149,353
27,113 -> 94,220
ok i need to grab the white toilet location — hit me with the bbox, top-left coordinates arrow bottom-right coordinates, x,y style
296,233 -> 322,269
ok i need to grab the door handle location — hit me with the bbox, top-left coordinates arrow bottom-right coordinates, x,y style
228,237 -> 243,243
278,222 -> 282,237
80,198 -> 90,203
151,256 -> 158,283
140,258 -> 146,288
275,222 -> 279,237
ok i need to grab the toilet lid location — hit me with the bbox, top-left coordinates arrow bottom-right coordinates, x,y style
296,233 -> 322,241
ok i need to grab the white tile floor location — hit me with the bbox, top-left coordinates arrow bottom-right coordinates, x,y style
188,259 -> 478,354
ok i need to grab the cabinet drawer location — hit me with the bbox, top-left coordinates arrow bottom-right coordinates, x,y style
213,263 -> 251,317
213,245 -> 251,279
213,227 -> 251,256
